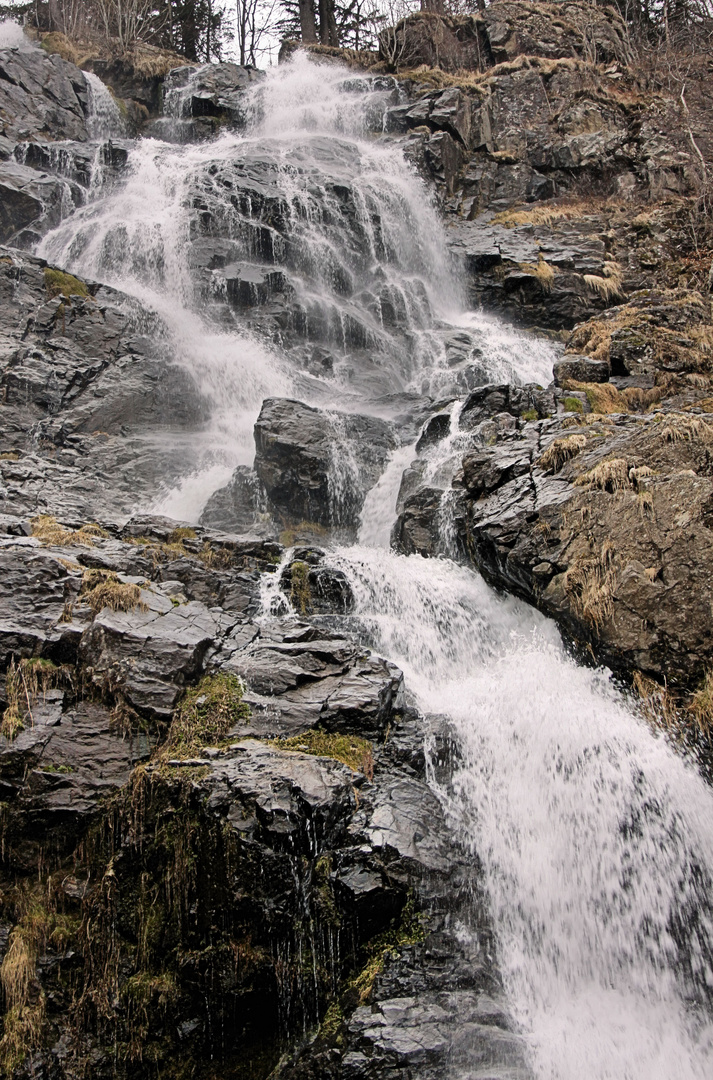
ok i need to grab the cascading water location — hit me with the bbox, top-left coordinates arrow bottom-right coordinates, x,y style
84,71 -> 125,141
33,52 -> 713,1078
325,545 -> 713,1080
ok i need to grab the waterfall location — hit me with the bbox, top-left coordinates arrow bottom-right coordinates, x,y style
326,545 -> 713,1080
34,54 -> 713,1077
84,71 -> 125,140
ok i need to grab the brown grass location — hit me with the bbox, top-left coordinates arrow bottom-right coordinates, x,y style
518,254 -> 556,291
564,541 -> 617,631
492,200 -> 594,229
537,434 -> 587,473
658,414 -> 713,443
574,457 -> 630,492
80,570 -> 146,616
1,658 -> 71,742
31,515 -> 107,547
689,672 -> 713,734
583,261 -> 624,302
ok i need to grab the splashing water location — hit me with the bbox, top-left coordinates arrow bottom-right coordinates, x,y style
324,545 -> 713,1080
38,54 -> 554,521
84,71 -> 124,140
0,19 -> 27,48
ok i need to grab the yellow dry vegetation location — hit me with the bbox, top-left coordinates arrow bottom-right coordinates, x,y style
564,540 -> 617,631
537,434 -> 587,473
31,515 -> 107,547
492,200 -> 594,228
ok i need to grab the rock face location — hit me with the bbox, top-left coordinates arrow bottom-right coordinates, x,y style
395,384 -> 713,693
0,42 -> 91,143
254,398 -> 398,528
0,515 -> 516,1080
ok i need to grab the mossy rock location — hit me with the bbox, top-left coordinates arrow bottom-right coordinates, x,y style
43,268 -> 90,300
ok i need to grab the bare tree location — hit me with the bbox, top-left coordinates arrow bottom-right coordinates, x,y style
236,0 -> 279,63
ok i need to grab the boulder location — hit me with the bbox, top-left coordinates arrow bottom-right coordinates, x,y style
553,355 -> 610,386
222,618 -> 404,737
0,40 -> 90,143
254,398 -> 398,528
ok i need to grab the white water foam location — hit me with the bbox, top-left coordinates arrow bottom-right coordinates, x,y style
0,19 -> 28,48
84,71 -> 124,140
325,544 -> 713,1080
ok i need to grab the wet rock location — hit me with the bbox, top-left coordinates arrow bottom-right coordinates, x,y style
432,412 -> 713,689
78,588 -> 235,720
254,398 -> 398,528
279,548 -> 355,616
553,355 -> 610,386
162,61 -> 262,128
0,701 -> 146,861
0,160 -> 82,242
222,618 -> 403,737
0,41 -> 90,144
199,465 -> 265,534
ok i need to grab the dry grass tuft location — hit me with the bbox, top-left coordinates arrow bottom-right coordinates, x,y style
491,200 -> 593,229
621,386 -> 662,411
658,414 -> 713,444
537,434 -> 587,473
689,672 -> 713,734
518,253 -> 556,291
574,457 -> 630,492
80,569 -> 146,616
31,515 -> 107,548
1,658 -> 71,742
272,730 -> 374,780
583,261 -> 624,302
565,381 -> 628,415
633,671 -> 680,734
565,541 -> 617,631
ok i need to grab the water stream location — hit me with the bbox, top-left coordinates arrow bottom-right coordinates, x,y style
35,52 -> 713,1079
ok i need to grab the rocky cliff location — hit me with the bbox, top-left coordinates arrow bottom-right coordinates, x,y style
1,4 -> 713,1078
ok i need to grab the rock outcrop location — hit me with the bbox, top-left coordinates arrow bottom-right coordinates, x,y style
254,398 -> 398,529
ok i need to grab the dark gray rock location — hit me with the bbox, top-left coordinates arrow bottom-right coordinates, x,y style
254,398 -> 398,528
0,42 -> 90,144
0,159 -> 82,242
78,587 -> 235,720
221,618 -> 403,738
553,355 -> 610,386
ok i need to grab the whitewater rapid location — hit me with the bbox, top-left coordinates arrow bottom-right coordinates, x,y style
36,53 -> 713,1079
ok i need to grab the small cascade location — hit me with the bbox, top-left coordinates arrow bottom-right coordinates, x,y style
84,71 -> 124,141
358,442 -> 417,548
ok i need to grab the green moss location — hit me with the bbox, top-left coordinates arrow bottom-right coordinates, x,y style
43,268 -> 89,300
167,527 -> 196,544
564,396 -> 584,414
38,763 -> 74,774
272,729 -> 373,777
521,408 -> 538,422
164,672 -> 250,757
290,560 -> 311,615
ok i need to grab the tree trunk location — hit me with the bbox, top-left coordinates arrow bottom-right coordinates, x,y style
299,0 -> 318,42
319,0 -> 339,46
